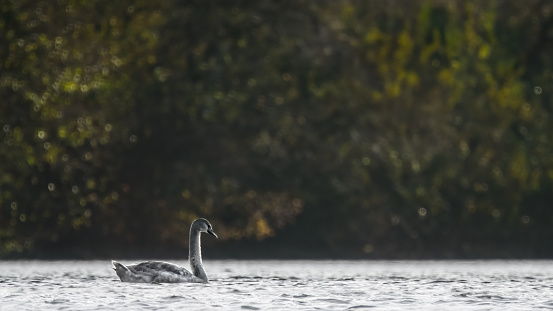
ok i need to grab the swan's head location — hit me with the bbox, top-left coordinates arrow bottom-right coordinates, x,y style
193,218 -> 218,238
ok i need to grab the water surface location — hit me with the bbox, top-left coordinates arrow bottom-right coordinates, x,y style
1,260 -> 552,310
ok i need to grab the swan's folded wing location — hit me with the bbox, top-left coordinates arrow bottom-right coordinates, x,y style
131,261 -> 194,276
128,261 -> 207,283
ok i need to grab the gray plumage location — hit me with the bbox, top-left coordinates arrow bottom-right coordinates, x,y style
112,218 -> 217,283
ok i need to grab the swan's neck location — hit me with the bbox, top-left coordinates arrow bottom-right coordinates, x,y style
189,229 -> 207,281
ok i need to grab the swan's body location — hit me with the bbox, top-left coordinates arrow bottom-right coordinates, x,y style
112,218 -> 217,283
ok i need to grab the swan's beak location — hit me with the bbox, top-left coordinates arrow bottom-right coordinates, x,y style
208,228 -> 218,238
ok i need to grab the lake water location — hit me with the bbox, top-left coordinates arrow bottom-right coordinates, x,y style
1,260 -> 552,310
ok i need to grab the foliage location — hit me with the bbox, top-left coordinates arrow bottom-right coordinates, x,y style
1,0 -> 553,258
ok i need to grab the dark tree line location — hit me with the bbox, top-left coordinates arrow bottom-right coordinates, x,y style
2,0 -> 553,258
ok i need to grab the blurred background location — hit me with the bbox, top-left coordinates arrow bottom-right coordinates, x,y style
1,0 -> 553,259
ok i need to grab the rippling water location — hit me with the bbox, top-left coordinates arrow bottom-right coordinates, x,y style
1,260 -> 552,310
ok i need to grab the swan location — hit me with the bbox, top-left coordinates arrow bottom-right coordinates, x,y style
111,218 -> 218,283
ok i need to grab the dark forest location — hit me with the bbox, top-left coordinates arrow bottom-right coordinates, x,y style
2,0 -> 553,259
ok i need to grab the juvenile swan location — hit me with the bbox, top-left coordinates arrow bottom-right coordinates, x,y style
111,218 -> 217,283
